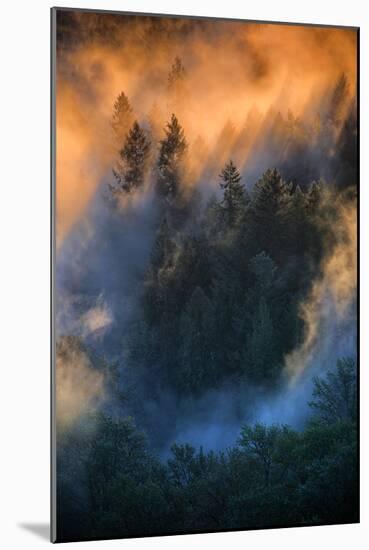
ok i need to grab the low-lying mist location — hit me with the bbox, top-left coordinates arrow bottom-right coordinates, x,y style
55,11 -> 357,456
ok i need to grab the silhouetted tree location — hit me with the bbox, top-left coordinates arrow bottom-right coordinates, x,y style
157,114 -> 187,202
309,357 -> 357,423
219,160 -> 247,228
111,91 -> 134,147
112,121 -> 151,193
249,168 -> 293,259
167,57 -> 186,112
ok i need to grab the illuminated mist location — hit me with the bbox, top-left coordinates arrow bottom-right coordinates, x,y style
56,13 -> 357,244
53,10 -> 359,542
55,11 -> 357,447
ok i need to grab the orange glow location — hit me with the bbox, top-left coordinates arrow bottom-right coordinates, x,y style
56,14 -> 357,245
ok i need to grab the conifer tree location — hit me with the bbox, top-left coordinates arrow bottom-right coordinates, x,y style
157,114 -> 187,202
250,168 -> 293,258
111,91 -> 134,147
219,160 -> 247,228
167,57 -> 186,112
168,56 -> 186,91
309,357 -> 357,423
113,121 -> 151,193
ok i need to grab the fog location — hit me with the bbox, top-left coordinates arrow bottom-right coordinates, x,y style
55,11 -> 357,453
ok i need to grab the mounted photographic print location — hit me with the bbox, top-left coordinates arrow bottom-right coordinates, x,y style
51,7 -> 359,543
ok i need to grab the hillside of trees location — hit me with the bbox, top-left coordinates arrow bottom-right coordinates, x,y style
57,359 -> 358,540
56,53 -> 358,541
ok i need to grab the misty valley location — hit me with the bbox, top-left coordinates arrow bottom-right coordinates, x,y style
54,11 -> 358,542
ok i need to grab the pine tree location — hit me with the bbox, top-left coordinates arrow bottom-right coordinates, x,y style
249,168 -> 293,259
309,357 -> 357,423
111,91 -> 134,147
219,160 -> 247,228
307,180 -> 324,210
157,114 -> 187,202
112,121 -> 151,194
168,56 -> 186,91
167,57 -> 186,112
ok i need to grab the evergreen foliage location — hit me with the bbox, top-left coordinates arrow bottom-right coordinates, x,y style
218,160 -> 247,228
157,113 -> 187,202
58,69 -> 358,540
112,121 -> 151,193
111,91 -> 134,147
57,359 -> 358,541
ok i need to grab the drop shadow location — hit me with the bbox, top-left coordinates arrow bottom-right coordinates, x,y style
18,523 -> 50,541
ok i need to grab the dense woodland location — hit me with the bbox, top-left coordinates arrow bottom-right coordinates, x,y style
58,359 -> 357,540
56,37 -> 358,542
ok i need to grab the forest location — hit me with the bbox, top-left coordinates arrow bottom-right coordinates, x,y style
58,358 -> 357,540
55,12 -> 358,542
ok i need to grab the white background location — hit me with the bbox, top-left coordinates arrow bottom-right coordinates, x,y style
0,0 -> 368,547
